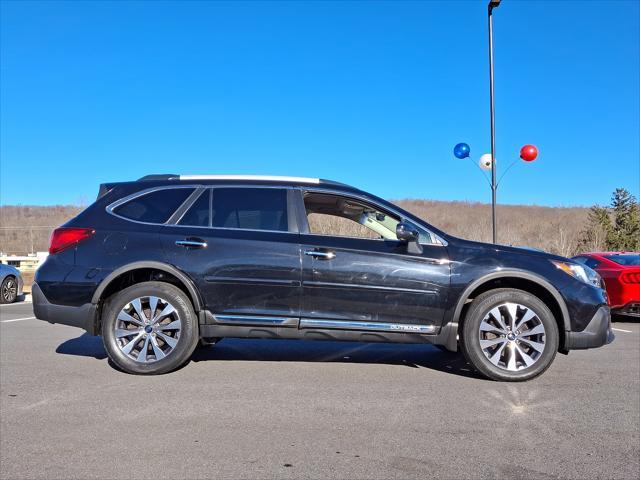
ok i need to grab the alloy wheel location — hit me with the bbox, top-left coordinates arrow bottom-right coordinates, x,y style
114,296 -> 182,363
2,279 -> 17,302
478,302 -> 546,372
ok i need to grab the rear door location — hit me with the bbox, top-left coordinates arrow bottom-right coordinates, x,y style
161,186 -> 302,322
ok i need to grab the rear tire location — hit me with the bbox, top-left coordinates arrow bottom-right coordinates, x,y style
101,281 -> 199,375
0,276 -> 18,304
460,288 -> 559,382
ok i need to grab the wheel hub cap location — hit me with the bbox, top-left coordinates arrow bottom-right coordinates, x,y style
478,302 -> 546,372
114,296 -> 182,363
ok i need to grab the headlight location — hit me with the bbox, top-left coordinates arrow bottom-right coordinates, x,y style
551,260 -> 602,288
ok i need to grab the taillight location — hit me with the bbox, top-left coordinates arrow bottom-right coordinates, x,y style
620,272 -> 640,284
49,228 -> 95,254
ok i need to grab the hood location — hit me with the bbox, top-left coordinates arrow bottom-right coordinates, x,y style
448,236 -> 571,262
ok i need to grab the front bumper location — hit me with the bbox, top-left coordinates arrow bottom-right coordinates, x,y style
565,306 -> 614,350
32,282 -> 97,334
17,275 -> 24,297
613,302 -> 640,317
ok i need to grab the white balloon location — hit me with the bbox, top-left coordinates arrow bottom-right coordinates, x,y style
479,153 -> 496,171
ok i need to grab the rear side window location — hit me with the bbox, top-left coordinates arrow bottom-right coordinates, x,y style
605,254 -> 640,266
113,188 -> 194,224
212,188 -> 288,232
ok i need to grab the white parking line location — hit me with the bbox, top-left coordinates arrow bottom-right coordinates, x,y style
0,317 -> 36,323
0,301 -> 32,308
612,327 -> 633,333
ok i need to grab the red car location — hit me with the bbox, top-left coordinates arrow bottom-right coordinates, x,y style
573,252 -> 640,317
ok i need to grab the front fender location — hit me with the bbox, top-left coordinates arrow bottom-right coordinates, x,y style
439,270 -> 571,352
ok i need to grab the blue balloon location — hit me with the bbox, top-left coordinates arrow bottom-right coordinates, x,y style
453,142 -> 471,159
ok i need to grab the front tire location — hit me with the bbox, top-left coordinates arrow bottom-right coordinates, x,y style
1,276 -> 18,304
101,281 -> 199,375
460,288 -> 559,381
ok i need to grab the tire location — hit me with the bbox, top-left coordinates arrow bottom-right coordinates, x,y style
460,288 -> 559,382
0,276 -> 18,304
101,281 -> 199,375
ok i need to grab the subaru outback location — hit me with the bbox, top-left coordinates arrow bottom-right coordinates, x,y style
33,175 -> 613,381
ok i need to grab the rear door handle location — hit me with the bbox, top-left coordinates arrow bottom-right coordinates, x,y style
304,249 -> 336,260
175,238 -> 208,249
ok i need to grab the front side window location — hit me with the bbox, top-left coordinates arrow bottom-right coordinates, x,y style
303,192 -> 434,243
113,187 -> 195,224
211,188 -> 288,232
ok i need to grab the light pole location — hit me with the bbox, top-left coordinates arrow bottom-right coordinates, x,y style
454,1 -> 539,232
488,0 -> 500,244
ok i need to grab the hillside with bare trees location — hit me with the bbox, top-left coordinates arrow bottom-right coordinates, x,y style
0,201 -> 591,257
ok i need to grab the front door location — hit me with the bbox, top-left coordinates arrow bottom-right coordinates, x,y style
161,186 -> 302,322
297,190 -> 450,331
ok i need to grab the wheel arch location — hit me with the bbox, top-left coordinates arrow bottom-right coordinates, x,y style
92,261 -> 203,313
448,270 -> 570,352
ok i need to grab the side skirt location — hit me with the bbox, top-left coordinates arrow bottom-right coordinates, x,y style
200,313 -> 444,345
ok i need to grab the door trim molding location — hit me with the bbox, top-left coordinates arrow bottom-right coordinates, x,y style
303,280 -> 436,295
213,314 -> 299,327
205,276 -> 301,287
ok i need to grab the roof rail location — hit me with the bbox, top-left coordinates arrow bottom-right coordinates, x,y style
137,174 -> 179,181
135,174 -> 349,187
179,175 -> 320,183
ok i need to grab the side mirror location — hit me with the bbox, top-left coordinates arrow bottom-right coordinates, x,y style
396,222 -> 420,243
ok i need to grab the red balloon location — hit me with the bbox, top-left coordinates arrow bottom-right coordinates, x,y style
520,144 -> 538,162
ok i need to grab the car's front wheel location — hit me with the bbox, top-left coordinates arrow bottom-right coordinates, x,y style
460,288 -> 559,381
101,281 -> 199,375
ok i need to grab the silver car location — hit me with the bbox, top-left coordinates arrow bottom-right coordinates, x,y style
0,264 -> 24,304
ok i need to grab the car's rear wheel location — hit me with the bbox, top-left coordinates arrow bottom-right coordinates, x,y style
101,281 -> 199,374
1,276 -> 18,304
460,288 -> 559,381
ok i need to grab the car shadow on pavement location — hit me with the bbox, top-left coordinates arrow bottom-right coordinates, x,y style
56,333 -> 108,360
55,335 -> 481,379
192,338 -> 482,379
612,314 -> 639,323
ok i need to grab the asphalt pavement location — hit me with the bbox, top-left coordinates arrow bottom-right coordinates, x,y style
1,301 -> 638,479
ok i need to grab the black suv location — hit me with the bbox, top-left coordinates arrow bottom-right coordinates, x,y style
33,175 -> 613,381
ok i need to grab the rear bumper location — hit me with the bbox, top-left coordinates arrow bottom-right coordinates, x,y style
32,282 -> 97,334
565,306 -> 614,350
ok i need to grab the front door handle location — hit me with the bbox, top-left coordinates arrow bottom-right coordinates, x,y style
304,249 -> 336,260
175,238 -> 208,249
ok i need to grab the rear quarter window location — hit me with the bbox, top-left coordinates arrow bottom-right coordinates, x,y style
113,187 -> 195,224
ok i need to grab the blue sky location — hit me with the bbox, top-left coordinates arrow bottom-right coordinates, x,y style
1,0 -> 638,207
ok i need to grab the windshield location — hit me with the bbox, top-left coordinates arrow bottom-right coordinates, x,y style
604,254 -> 640,266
